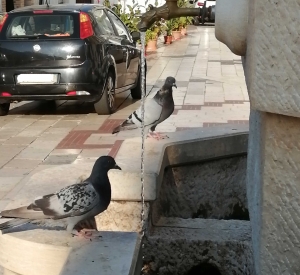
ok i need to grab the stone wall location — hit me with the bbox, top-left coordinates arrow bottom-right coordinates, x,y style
1,0 -> 35,12
215,0 -> 300,273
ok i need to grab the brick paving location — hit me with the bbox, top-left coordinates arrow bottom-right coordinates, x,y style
0,25 -> 249,205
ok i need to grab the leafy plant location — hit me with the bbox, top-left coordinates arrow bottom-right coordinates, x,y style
168,18 -> 181,31
179,17 -> 193,29
161,19 -> 172,36
107,0 -> 142,33
103,0 -> 111,8
145,22 -> 161,44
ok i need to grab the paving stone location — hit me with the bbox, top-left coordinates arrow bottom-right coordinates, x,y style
0,177 -> 23,192
43,154 -> 78,165
17,147 -> 52,160
5,159 -> 42,169
52,120 -> 80,128
4,136 -> 36,145
78,148 -> 111,158
0,168 -> 32,177
50,149 -> 82,155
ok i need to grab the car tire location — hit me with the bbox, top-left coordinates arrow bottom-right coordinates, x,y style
201,4 -> 207,25
131,67 -> 146,100
0,103 -> 10,116
94,71 -> 115,115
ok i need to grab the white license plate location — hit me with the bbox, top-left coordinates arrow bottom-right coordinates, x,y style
16,74 -> 58,84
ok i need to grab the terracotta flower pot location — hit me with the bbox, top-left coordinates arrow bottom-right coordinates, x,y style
146,39 -> 158,52
172,30 -> 182,41
164,35 -> 173,45
181,27 -> 187,36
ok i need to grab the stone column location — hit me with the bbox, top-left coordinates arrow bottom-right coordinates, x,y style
215,0 -> 300,274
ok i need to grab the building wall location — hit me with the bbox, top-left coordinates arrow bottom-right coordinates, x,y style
0,0 -> 156,13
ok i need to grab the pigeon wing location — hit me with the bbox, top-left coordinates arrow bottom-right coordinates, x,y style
124,97 -> 163,127
1,182 -> 99,221
36,182 -> 100,219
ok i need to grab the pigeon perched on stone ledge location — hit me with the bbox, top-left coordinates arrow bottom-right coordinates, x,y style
112,76 -> 177,140
0,156 -> 121,238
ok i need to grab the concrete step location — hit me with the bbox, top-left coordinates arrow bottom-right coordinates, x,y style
0,227 -> 141,275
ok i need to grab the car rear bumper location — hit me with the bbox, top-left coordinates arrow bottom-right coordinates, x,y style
0,61 -> 105,102
0,83 -> 102,103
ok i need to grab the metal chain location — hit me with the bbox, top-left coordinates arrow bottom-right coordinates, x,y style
140,32 -> 147,272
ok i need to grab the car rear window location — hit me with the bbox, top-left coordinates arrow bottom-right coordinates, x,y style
4,13 -> 79,39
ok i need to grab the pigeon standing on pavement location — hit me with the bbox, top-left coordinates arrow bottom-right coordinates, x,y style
112,76 -> 177,140
0,156 -> 121,238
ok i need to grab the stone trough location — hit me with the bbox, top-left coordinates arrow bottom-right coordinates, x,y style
144,155 -> 253,275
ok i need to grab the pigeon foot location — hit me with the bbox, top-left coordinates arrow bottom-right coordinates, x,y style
147,131 -> 169,140
72,229 -> 102,240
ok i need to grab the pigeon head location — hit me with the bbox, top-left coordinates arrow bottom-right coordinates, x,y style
92,156 -> 121,173
165,76 -> 177,89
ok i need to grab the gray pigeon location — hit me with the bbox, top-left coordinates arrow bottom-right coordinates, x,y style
112,76 -> 177,140
0,156 -> 121,238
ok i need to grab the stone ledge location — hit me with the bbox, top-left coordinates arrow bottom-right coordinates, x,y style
154,217 -> 251,242
0,229 -> 140,275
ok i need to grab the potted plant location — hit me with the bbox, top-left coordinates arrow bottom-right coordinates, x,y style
179,17 -> 193,36
161,19 -> 173,45
145,27 -> 159,51
144,19 -> 162,52
169,18 -> 182,41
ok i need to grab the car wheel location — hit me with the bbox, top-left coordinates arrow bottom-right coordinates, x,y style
0,103 -> 10,116
131,67 -> 146,100
94,71 -> 115,115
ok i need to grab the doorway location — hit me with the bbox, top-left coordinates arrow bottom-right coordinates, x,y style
6,0 -> 15,12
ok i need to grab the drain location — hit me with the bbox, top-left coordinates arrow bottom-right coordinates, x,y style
187,263 -> 222,275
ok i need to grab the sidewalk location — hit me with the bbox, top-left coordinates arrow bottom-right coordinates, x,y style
0,25 -> 249,210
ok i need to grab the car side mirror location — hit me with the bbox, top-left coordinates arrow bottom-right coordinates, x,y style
131,31 -> 140,42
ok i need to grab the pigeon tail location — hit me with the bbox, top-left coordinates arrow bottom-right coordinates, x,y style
1,206 -> 49,220
112,125 -> 121,134
0,218 -> 32,231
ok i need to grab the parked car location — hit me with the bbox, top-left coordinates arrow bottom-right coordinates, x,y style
0,4 -> 145,116
190,0 -> 216,25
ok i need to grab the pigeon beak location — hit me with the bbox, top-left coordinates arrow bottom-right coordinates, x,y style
114,164 -> 122,170
173,83 -> 177,88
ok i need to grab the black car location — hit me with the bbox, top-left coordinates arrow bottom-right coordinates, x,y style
0,4 -> 145,116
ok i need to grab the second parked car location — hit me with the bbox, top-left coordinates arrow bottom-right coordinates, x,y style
0,4 -> 145,116
191,0 -> 216,25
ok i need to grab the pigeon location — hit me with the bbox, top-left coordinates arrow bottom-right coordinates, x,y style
112,76 -> 177,140
0,156 -> 121,238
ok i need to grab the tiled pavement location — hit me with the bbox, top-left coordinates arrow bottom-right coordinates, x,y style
0,25 -> 249,206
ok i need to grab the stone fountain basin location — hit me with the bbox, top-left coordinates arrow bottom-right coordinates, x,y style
0,125 -> 249,275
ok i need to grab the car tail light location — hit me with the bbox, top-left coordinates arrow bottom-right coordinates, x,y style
66,91 -> 77,96
0,14 -> 8,32
197,2 -> 204,6
80,12 -> 93,39
33,10 -> 53,14
66,91 -> 90,96
1,92 -> 11,97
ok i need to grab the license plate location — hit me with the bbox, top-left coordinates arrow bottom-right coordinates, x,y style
16,74 -> 58,84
